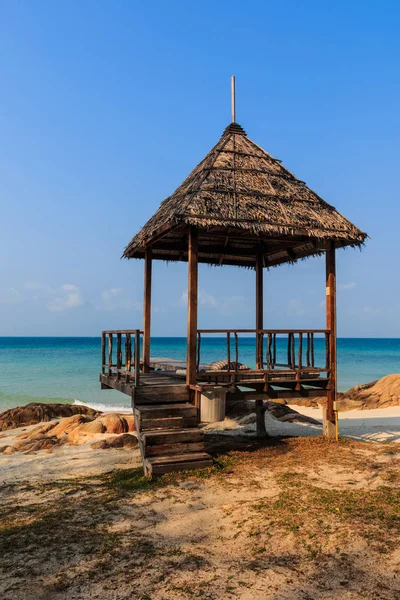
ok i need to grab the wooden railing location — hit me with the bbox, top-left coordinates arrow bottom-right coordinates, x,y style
101,330 -> 143,385
196,329 -> 331,378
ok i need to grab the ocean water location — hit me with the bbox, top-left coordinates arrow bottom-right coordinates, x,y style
0,337 -> 399,413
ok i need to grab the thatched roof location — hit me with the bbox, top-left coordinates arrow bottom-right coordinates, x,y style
123,122 -> 367,268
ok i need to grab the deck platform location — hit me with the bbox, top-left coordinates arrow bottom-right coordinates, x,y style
100,328 -> 331,475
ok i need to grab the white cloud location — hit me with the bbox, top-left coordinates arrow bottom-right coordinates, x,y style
47,284 -> 83,312
24,281 -> 43,290
179,289 -> 246,316
339,282 -> 356,290
288,298 -> 306,316
199,290 -> 217,307
363,305 -> 380,315
99,288 -> 141,311
102,288 -> 122,302
0,288 -> 21,304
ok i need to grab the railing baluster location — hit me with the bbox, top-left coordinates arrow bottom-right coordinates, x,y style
234,332 -> 239,366
266,333 -> 272,369
116,333 -> 122,380
227,332 -> 231,371
311,333 -> 315,367
291,333 -> 295,369
108,333 -> 113,375
101,332 -> 105,374
298,333 -> 303,371
134,329 -> 140,387
125,333 -> 131,382
287,333 -> 291,368
196,331 -> 201,372
273,333 -> 276,369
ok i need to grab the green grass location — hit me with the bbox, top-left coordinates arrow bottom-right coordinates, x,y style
106,452 -> 242,494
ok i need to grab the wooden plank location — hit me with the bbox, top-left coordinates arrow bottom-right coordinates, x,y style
143,429 -> 204,445
135,404 -> 197,419
140,416 -> 198,430
143,247 -> 152,373
147,458 -> 213,476
326,242 -> 337,423
146,452 -> 211,465
144,442 -> 205,457
227,388 -> 328,402
187,226 -> 198,387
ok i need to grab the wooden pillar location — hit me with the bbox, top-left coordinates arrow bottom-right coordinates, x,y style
325,241 -> 337,435
256,399 -> 268,438
186,227 -> 198,387
142,247 -> 152,373
256,250 -> 264,369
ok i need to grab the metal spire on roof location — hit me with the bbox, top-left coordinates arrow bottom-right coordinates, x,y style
231,75 -> 236,123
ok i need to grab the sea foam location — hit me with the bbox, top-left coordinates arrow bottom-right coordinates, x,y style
73,399 -> 131,413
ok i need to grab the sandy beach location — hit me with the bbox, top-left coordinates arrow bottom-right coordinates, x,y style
1,422 -> 400,599
2,404 -> 400,486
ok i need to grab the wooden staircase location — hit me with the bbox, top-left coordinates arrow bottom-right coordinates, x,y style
133,400 -> 213,477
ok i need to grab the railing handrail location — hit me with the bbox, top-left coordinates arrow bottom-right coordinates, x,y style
102,329 -> 144,334
196,328 -> 330,334
101,329 -> 142,387
196,328 -> 331,376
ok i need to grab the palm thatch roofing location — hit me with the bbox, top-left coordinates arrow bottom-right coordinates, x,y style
123,122 -> 367,268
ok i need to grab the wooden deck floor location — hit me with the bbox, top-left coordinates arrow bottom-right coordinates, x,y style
100,368 -> 329,405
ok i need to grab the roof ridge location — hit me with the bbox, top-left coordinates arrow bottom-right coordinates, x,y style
223,122 -> 247,136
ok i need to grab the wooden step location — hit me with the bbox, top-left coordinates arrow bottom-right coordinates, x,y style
142,428 -> 204,445
134,384 -> 189,404
135,403 -> 197,419
138,415 -> 198,431
144,452 -> 213,476
141,428 -> 205,458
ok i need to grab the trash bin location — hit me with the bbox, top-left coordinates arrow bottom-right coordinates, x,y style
200,387 -> 227,423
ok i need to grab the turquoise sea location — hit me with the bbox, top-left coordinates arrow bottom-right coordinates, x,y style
1,337 -> 400,413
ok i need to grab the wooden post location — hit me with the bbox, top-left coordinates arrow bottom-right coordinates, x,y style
256,399 -> 267,438
256,249 -> 264,369
143,247 -> 152,373
186,227 -> 198,387
325,241 -> 337,437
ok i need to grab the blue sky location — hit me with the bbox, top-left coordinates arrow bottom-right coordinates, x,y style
0,0 -> 399,337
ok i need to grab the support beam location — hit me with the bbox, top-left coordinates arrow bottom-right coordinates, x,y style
187,227 -> 199,387
325,242 -> 337,435
142,247 -> 152,373
256,249 -> 264,369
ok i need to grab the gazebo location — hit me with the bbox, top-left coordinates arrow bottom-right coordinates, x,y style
100,80 -> 367,476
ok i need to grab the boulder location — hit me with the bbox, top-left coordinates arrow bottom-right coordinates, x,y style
341,375 -> 400,410
67,419 -> 106,444
91,434 -> 138,450
3,435 -> 61,454
99,414 -> 129,434
0,403 -> 99,431
124,414 -> 136,432
266,401 -> 321,424
50,414 -> 92,438
16,421 -> 58,439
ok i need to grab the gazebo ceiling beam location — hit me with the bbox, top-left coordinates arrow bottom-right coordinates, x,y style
149,240 -> 305,258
